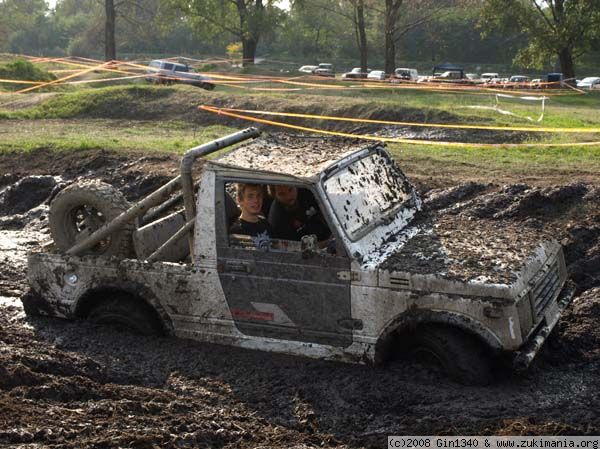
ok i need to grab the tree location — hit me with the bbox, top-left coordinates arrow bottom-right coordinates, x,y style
378,0 -> 460,75
0,0 -> 48,51
304,0 -> 373,72
105,0 -> 116,60
481,0 -> 600,79
164,0 -> 282,65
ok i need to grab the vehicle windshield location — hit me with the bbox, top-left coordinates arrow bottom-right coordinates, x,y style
323,150 -> 415,240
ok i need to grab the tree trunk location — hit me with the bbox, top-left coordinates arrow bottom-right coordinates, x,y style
236,0 -> 262,66
104,0 -> 116,61
558,47 -> 575,81
356,0 -> 368,72
384,0 -> 402,75
242,37 -> 257,66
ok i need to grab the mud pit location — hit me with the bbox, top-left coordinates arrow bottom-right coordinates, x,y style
0,145 -> 599,448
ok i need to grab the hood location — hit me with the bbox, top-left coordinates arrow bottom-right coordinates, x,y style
362,214 -> 559,297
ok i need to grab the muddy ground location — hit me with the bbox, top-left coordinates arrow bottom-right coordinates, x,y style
0,144 -> 599,448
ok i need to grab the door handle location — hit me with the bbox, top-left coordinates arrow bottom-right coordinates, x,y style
224,261 -> 253,273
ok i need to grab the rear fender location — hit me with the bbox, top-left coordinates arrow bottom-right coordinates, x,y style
74,282 -> 174,334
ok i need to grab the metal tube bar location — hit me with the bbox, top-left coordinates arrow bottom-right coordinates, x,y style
140,180 -> 200,227
180,127 -> 260,257
140,194 -> 183,227
67,176 -> 182,256
146,219 -> 195,263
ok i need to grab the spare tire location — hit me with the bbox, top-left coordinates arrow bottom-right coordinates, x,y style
49,180 -> 133,258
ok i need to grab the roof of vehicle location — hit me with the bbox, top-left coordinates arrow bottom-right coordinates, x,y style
580,76 -> 600,82
209,136 -> 373,181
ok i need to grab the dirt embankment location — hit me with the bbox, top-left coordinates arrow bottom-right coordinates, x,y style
0,148 -> 599,448
2,85 -> 540,144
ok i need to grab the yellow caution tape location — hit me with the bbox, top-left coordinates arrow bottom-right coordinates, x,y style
16,61 -> 113,94
199,105 -> 600,148
210,106 -> 600,134
0,79 -> 44,85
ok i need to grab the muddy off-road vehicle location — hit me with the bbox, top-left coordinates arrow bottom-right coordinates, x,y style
25,129 -> 574,384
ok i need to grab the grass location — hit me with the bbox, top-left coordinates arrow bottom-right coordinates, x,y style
0,82 -> 599,185
0,119 -> 238,153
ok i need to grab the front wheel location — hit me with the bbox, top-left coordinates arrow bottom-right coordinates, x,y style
199,82 -> 215,91
405,325 -> 494,385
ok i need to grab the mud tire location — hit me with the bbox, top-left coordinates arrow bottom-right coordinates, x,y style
88,295 -> 163,336
49,180 -> 133,257
407,325 -> 494,385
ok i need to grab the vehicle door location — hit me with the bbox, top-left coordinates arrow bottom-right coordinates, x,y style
214,179 -> 353,348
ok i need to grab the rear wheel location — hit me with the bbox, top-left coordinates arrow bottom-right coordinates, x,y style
88,295 -> 163,336
403,325 -> 494,385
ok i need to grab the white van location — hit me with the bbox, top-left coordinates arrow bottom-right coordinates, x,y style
393,68 -> 419,81
481,73 -> 499,83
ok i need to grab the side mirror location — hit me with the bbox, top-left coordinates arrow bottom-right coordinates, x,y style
301,234 -> 318,259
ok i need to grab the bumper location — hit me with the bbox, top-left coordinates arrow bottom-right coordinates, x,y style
512,282 -> 576,371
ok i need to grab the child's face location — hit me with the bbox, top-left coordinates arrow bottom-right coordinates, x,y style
239,187 -> 263,216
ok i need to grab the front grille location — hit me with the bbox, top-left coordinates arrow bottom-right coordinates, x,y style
531,262 -> 560,317
389,276 -> 410,289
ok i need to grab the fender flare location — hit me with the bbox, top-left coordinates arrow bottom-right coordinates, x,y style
74,281 -> 175,335
374,309 -> 503,364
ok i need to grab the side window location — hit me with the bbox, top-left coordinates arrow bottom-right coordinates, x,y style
217,180 -> 343,256
163,63 -> 174,71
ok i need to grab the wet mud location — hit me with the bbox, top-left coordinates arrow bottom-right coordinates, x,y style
0,148 -> 599,448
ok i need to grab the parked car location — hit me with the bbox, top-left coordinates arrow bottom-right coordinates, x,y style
546,72 -> 563,83
367,70 -> 386,80
481,73 -> 500,83
298,65 -> 318,74
341,67 -> 371,80
432,63 -> 464,81
146,60 -> 214,90
314,63 -> 335,77
577,77 -> 600,89
465,73 -> 480,81
509,75 -> 530,83
437,70 -> 463,80
393,68 -> 419,81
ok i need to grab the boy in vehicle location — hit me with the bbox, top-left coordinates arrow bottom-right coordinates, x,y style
229,184 -> 274,242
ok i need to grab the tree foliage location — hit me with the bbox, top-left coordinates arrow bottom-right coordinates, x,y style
480,0 -> 600,78
0,0 -> 599,76
162,0 -> 284,65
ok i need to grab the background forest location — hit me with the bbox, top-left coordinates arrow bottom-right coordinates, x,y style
1,0 -> 599,76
